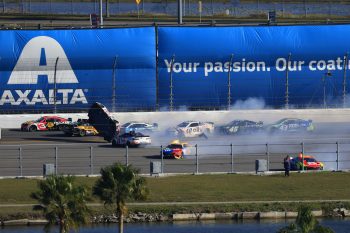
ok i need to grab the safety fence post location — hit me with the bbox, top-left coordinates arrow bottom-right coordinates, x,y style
266,143 -> 270,171
230,143 -> 234,173
160,145 -> 164,174
301,142 -> 305,172
55,146 -> 58,175
90,146 -> 93,175
18,147 -> 22,177
2,0 -> 5,13
336,142 -> 339,171
125,145 -> 129,166
195,144 -> 198,174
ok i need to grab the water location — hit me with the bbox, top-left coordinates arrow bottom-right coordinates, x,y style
2,1 -> 350,17
1,219 -> 350,233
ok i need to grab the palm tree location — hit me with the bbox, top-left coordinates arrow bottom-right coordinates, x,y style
31,175 -> 90,233
93,163 -> 148,233
277,206 -> 335,233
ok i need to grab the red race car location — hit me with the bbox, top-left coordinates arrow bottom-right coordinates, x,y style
290,154 -> 324,170
21,116 -> 69,132
162,140 -> 190,159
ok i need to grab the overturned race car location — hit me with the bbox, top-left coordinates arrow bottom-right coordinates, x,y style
88,102 -> 120,142
88,102 -> 152,147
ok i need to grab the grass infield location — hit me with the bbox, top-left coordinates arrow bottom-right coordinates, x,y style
0,172 -> 349,218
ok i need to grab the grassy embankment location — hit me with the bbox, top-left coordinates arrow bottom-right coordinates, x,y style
0,172 -> 350,219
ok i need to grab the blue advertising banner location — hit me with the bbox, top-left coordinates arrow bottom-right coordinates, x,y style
158,25 -> 350,108
0,27 -> 156,112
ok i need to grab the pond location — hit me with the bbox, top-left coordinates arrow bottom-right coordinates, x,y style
1,218 -> 350,233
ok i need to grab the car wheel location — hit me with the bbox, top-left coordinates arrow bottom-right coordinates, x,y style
29,125 -> 37,132
112,139 -> 117,147
79,130 -> 86,137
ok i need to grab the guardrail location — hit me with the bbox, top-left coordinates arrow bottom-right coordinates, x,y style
0,141 -> 349,177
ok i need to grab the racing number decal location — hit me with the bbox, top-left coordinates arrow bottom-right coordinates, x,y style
186,127 -> 200,134
37,123 -> 46,130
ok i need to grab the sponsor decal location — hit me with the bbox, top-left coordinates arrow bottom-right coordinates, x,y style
1,36 -> 87,106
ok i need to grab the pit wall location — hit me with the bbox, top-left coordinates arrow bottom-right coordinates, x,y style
0,108 -> 349,129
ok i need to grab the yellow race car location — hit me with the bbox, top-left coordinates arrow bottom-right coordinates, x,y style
62,119 -> 99,137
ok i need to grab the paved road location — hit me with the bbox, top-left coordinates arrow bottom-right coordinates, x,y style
1,122 -> 350,176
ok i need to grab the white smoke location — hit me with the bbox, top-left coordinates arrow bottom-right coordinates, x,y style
231,98 -> 266,110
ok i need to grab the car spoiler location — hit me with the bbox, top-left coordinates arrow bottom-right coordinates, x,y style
88,102 -> 119,142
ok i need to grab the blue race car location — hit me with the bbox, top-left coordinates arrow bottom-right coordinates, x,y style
268,118 -> 314,133
120,122 -> 158,134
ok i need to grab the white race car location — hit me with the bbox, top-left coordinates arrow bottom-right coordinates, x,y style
111,132 -> 151,147
170,121 -> 215,138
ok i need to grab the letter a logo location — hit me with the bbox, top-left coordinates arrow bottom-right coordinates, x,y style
8,36 -> 78,84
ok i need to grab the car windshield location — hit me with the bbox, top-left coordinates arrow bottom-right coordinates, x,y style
228,121 -> 241,126
177,122 -> 189,127
122,123 -> 131,127
305,158 -> 317,162
274,119 -> 288,125
168,144 -> 182,149
35,117 -> 44,122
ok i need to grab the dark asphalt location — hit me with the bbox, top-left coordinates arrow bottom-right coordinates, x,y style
1,122 -> 350,176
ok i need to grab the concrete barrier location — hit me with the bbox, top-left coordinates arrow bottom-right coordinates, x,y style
242,212 -> 259,219
172,213 -> 198,221
312,210 -> 323,217
198,213 -> 216,220
28,219 -> 48,225
285,211 -> 299,218
2,219 -> 29,226
1,108 -> 350,129
259,211 -> 286,219
214,212 -> 237,219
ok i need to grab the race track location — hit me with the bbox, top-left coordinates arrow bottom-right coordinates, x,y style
1,122 -> 350,177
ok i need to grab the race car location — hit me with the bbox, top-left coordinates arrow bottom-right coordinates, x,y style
62,119 -> 99,137
169,121 -> 215,138
162,140 -> 189,159
290,154 -> 324,171
268,118 -> 314,134
120,122 -> 158,134
21,116 -> 69,131
88,102 -> 120,142
218,120 -> 263,135
111,132 -> 151,147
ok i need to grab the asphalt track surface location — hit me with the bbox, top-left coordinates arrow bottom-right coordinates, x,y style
1,122 -> 350,177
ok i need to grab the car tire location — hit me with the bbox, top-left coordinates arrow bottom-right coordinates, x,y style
79,130 -> 86,137
29,125 -> 37,132
112,139 -> 118,147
